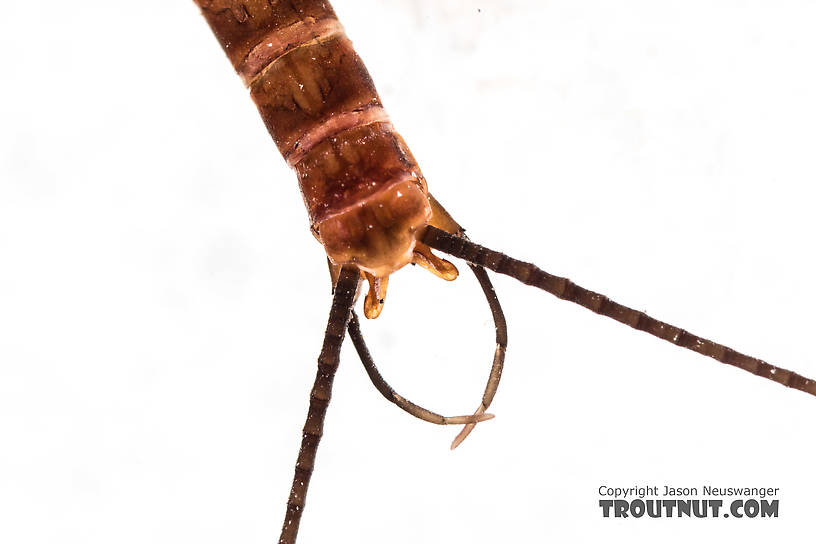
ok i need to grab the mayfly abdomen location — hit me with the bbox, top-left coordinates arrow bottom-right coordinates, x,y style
195,1 -> 434,283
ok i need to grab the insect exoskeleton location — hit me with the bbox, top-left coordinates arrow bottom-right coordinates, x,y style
194,1 -> 459,319
293,117 -> 459,318
315,173 -> 458,319
316,175 -> 431,279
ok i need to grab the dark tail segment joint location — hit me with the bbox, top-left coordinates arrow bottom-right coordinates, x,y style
421,225 -> 816,398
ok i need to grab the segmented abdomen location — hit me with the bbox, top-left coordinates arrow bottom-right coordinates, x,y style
194,0 -> 425,225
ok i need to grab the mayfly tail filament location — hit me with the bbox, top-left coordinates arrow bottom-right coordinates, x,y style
279,265 -> 358,544
422,225 -> 816,397
347,261 -> 507,447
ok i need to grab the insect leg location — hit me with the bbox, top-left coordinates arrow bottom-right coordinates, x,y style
422,225 -> 816,397
348,310 -> 495,426
279,265 -> 359,544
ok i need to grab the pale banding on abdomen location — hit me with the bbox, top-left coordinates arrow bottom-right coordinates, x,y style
238,17 -> 345,86
284,106 -> 392,167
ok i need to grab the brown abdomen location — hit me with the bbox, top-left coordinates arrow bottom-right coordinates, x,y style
194,0 -> 425,225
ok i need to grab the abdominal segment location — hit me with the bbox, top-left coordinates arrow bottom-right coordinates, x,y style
194,0 -> 428,226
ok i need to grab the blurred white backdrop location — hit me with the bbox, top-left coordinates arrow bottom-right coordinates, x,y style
1,1 -> 815,543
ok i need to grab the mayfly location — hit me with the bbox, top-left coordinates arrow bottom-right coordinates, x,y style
182,1 -> 816,543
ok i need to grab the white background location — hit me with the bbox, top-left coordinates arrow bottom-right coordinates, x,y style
1,1 -> 815,543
